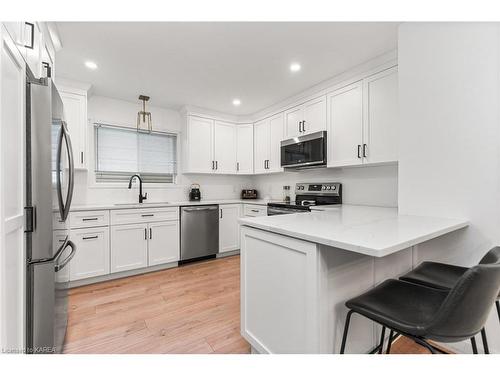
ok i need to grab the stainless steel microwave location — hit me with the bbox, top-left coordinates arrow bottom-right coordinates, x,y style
280,131 -> 327,169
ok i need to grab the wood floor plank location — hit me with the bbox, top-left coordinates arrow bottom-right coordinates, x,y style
63,254 -> 434,354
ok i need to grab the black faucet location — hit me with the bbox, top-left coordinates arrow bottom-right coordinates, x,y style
128,174 -> 147,203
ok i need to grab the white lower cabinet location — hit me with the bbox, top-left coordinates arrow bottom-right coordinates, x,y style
110,223 -> 148,273
70,227 -> 110,281
148,221 -> 180,266
219,204 -> 241,253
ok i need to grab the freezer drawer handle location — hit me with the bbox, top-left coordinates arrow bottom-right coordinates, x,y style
55,240 -> 76,272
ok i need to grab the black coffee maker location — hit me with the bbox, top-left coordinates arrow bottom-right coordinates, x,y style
189,183 -> 201,201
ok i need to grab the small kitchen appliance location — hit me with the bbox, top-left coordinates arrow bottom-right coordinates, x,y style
241,189 -> 258,199
189,183 -> 201,201
280,131 -> 327,169
267,182 -> 342,215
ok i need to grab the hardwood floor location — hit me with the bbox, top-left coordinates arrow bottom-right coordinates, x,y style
63,255 -> 438,354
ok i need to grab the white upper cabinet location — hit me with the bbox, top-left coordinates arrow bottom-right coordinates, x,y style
186,116 -> 214,173
363,67 -> 398,164
253,118 -> 270,174
236,124 -> 254,174
58,88 -> 88,169
214,120 -> 237,174
219,204 -> 241,253
327,81 -> 364,167
253,113 -> 284,174
185,115 -> 252,175
268,113 -> 284,173
285,96 -> 327,138
327,67 -> 398,168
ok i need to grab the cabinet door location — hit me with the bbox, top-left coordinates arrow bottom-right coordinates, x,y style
0,27 -> 26,349
236,124 -> 254,174
23,22 -> 42,78
59,91 -> 87,169
70,227 -> 110,281
363,67 -> 398,164
327,82 -> 364,167
187,116 -> 214,173
148,221 -> 180,266
268,113 -> 284,173
219,204 -> 241,253
253,118 -> 270,174
214,120 -> 237,174
110,224 -> 148,273
284,106 -> 302,138
302,96 -> 327,135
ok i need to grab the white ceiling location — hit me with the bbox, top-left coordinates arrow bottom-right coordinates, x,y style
55,22 -> 399,115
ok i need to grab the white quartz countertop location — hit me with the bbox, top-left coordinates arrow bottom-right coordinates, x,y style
239,204 -> 469,257
62,199 -> 274,212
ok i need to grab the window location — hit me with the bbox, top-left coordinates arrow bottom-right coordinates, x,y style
94,124 -> 177,183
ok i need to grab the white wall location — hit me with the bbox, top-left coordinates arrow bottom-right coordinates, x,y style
398,22 -> 500,353
70,95 -> 252,205
253,164 -> 398,207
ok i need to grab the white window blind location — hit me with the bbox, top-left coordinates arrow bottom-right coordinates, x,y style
94,124 -> 177,183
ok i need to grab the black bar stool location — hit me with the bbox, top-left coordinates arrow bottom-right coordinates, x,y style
340,257 -> 500,354
399,246 -> 500,354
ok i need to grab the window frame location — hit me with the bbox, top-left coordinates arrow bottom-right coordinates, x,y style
89,122 -> 180,189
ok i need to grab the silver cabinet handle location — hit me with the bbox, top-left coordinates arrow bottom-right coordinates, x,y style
357,145 -> 361,159
220,209 -> 223,219
215,160 -> 218,170
141,214 -> 154,217
302,120 -> 306,132
144,228 -> 147,240
82,235 -> 98,240
236,162 -> 239,171
251,209 -> 259,213
149,228 -> 152,240
363,144 -> 367,158
82,217 -> 98,221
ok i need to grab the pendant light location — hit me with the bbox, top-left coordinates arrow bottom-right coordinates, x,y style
137,95 -> 152,133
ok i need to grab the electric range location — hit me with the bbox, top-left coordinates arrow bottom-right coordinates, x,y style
267,182 -> 342,216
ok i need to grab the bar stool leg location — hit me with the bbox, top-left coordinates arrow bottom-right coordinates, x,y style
378,326 -> 386,354
496,300 -> 500,324
386,330 -> 394,354
471,336 -> 478,354
340,310 -> 354,354
480,328 -> 489,354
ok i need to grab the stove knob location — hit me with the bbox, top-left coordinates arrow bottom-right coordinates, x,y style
322,186 -> 327,190
331,185 -> 336,190
326,186 -> 331,190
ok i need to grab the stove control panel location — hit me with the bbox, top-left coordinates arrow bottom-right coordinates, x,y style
295,182 -> 341,195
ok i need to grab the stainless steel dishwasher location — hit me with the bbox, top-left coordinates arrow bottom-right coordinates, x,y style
180,205 -> 219,261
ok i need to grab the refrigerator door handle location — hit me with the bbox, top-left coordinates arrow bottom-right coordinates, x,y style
54,240 -> 76,272
56,121 -> 75,221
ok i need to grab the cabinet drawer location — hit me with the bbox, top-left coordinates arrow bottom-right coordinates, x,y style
110,207 -> 179,225
70,210 -> 109,229
69,227 -> 110,281
53,212 -> 68,230
243,204 -> 267,217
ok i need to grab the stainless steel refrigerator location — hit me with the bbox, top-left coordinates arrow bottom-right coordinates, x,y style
25,69 -> 76,354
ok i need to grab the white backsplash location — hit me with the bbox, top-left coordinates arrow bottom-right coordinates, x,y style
253,164 -> 398,207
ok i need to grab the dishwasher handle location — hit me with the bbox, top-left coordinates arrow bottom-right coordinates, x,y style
182,206 -> 219,212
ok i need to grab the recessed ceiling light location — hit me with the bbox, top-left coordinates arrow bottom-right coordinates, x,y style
232,98 -> 241,106
84,61 -> 98,70
290,63 -> 301,72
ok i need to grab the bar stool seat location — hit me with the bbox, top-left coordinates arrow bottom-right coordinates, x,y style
346,279 -> 448,338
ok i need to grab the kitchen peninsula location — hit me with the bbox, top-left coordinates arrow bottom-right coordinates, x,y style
238,205 -> 468,354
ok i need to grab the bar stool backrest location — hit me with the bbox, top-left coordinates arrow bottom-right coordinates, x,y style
425,259 -> 500,341
479,246 -> 500,265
